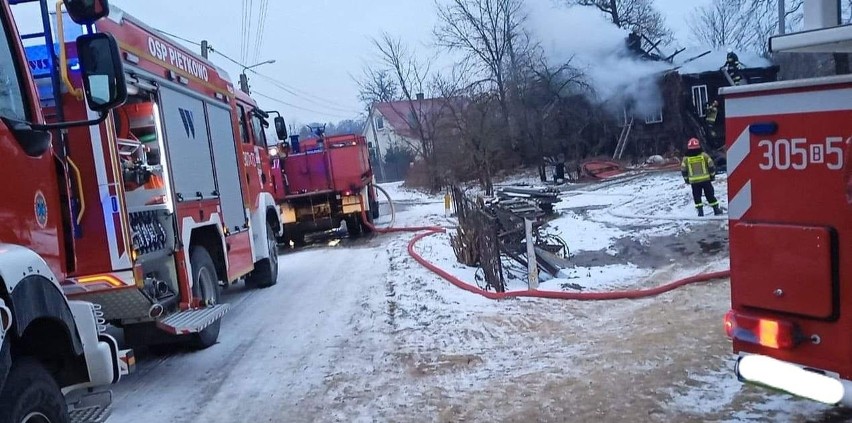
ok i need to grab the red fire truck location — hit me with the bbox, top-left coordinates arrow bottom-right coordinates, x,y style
17,2 -> 283,350
723,1 -> 852,406
1,0 -> 131,421
269,130 -> 378,244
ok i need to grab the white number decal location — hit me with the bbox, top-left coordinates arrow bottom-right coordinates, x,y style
790,138 -> 807,170
759,140 -> 774,170
758,137 -> 846,171
774,139 -> 791,170
826,137 -> 844,170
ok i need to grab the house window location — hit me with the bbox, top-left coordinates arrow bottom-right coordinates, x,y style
645,107 -> 663,124
692,85 -> 709,117
375,116 -> 384,130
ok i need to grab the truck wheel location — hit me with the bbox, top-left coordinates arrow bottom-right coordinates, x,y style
368,187 -> 380,220
190,247 -> 221,350
345,215 -> 362,238
0,358 -> 69,423
360,209 -> 374,234
246,223 -> 279,289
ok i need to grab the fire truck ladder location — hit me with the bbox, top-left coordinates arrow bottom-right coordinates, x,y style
612,109 -> 634,161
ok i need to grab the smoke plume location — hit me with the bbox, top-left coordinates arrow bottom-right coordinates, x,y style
523,0 -> 671,118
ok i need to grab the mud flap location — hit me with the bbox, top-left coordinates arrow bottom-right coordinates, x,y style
156,304 -> 230,335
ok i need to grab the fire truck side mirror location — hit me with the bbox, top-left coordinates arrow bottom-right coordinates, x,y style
76,33 -> 127,113
63,0 -> 110,25
274,117 -> 288,141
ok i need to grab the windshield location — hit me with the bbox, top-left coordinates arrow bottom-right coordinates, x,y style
0,12 -> 28,122
250,113 -> 267,147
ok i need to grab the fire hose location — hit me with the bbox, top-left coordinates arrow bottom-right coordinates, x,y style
360,184 -> 731,302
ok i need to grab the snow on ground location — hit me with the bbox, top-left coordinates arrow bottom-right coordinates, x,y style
106,173 -> 841,423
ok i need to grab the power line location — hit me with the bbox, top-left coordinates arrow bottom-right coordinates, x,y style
253,92 -> 359,120
252,0 -> 269,64
240,0 -> 248,63
246,0 -> 254,63
154,28 -> 201,47
250,71 -> 359,114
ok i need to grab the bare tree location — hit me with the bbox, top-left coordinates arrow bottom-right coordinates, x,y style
434,0 -> 526,139
434,67 -> 504,195
356,68 -> 400,112
687,0 -> 749,49
565,0 -> 673,45
365,33 -> 452,191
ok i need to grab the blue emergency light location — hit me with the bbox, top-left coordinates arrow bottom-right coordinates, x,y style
749,122 -> 779,135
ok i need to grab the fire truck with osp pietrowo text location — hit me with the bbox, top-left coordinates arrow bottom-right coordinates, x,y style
14,0 -> 286,351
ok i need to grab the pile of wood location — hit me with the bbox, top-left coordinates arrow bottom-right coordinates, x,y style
494,186 -> 560,215
450,186 -> 570,292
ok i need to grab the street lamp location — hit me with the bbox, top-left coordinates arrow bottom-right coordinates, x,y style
239,59 -> 276,94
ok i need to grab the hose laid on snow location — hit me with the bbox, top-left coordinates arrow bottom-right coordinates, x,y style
361,184 -> 731,302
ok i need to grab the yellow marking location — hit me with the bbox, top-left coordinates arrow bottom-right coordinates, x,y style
77,274 -> 126,287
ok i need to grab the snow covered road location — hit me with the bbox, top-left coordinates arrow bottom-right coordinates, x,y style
108,239 -> 392,423
106,175 -> 852,422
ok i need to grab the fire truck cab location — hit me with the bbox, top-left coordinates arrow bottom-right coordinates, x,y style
723,0 -> 852,407
1,0 -> 130,421
15,3 -> 282,350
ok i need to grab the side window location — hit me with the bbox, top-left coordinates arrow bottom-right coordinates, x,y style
237,105 -> 249,144
692,85 -> 709,117
251,114 -> 268,147
0,18 -> 29,122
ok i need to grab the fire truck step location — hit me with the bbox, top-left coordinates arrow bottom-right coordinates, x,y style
156,304 -> 230,335
67,390 -> 111,423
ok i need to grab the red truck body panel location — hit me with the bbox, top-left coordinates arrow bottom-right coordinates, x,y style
725,76 -> 852,377
276,134 -> 371,199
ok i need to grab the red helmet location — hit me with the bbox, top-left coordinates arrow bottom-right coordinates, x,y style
687,138 -> 701,150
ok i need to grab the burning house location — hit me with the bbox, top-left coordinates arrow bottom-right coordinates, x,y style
615,35 -> 781,162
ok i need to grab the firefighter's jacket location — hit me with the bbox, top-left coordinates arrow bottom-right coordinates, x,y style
681,152 -> 716,184
705,105 -> 718,123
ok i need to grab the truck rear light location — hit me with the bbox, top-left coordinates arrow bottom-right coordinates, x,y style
725,310 -> 801,349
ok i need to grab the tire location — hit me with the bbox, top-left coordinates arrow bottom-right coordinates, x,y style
368,187 -> 380,220
345,215 -> 362,238
246,223 -> 279,289
0,358 -> 69,423
360,208 -> 374,234
189,247 -> 221,350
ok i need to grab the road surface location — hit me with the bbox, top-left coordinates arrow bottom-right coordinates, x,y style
109,238 -> 388,423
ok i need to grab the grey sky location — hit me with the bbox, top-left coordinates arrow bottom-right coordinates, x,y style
15,0 -> 710,124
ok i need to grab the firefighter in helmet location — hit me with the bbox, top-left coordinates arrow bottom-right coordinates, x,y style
704,100 -> 719,137
726,49 -> 743,85
682,138 -> 723,216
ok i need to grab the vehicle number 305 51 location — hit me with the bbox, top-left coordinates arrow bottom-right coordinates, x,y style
758,137 -> 846,171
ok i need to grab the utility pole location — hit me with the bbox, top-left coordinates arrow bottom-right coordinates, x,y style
201,40 -> 210,59
239,73 -> 250,94
778,0 -> 786,34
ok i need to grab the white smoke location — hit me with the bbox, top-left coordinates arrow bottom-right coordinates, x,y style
523,0 -> 672,118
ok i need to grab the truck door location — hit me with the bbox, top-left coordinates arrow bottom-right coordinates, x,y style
207,102 -> 246,232
157,87 -> 217,202
0,5 -> 65,277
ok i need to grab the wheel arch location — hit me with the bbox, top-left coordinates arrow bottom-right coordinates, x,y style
251,193 -> 281,262
0,245 -> 88,391
188,225 -> 227,284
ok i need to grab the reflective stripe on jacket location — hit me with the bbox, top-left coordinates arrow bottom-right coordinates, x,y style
681,153 -> 715,184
